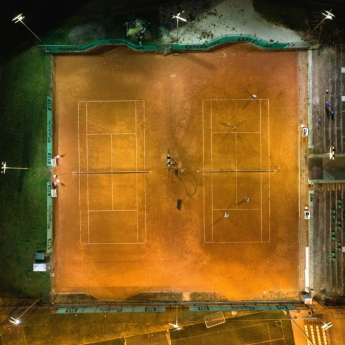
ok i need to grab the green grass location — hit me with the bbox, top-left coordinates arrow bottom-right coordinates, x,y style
171,311 -> 295,345
41,2 -> 162,46
253,0 -> 309,32
253,0 -> 345,44
0,46 -> 51,297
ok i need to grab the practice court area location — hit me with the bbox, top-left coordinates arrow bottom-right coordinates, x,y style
53,44 -> 300,300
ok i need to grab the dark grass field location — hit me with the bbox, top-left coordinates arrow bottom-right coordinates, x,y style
0,46 -> 51,297
171,311 -> 294,345
0,310 -> 295,345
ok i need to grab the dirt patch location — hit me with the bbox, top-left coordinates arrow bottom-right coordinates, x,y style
53,44 -> 300,301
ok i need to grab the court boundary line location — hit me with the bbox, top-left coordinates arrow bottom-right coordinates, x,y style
78,102 -> 82,244
202,100 -> 205,243
143,101 -> 147,243
83,100 -> 142,102
204,98 -> 270,244
89,209 -> 137,212
203,98 -> 269,101
78,100 -> 146,245
111,133 -> 113,210
268,99 -> 271,243
213,209 -> 262,211
211,100 -> 214,242
87,132 -> 136,135
135,101 -> 138,242
260,99 -> 262,242
86,102 -> 90,243
212,131 -> 261,134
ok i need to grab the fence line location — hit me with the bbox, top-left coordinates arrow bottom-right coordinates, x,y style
39,35 -> 312,54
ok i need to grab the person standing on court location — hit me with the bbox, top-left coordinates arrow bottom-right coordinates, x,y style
252,95 -> 257,99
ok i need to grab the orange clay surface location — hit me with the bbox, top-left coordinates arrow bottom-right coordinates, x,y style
53,44 -> 299,300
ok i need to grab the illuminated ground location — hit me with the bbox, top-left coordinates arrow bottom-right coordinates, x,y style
53,44 -> 300,300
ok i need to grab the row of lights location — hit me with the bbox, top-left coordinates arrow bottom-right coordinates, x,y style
12,10 -> 334,42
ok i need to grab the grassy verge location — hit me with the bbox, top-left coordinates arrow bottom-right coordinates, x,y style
0,46 -> 51,297
253,0 -> 345,43
253,0 -> 309,32
42,2 -> 163,46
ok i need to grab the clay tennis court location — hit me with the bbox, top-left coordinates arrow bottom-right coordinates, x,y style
53,44 -> 300,300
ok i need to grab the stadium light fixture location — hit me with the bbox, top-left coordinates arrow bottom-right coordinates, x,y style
329,146 -> 335,160
12,13 -> 41,41
172,11 -> 187,41
321,321 -> 333,330
9,317 -> 20,325
1,161 -> 29,174
8,298 -> 41,325
309,10 -> 335,37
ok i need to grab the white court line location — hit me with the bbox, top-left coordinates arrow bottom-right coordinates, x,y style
213,209 -> 262,211
268,99 -> 271,243
281,317 -> 286,345
202,100 -> 205,243
298,100 -> 301,239
213,131 -> 261,134
89,210 -> 137,212
266,323 -> 271,344
79,100 -> 146,245
111,134 -> 113,210
207,241 -> 271,244
135,101 -> 139,243
87,133 -> 136,135
86,102 -> 90,243
211,100 -> 214,242
78,102 -> 81,244
260,100 -> 262,242
202,98 -> 269,101
143,101 -> 147,244
81,242 -> 146,245
235,133 -> 238,210
84,100 -> 141,102
205,98 -> 269,244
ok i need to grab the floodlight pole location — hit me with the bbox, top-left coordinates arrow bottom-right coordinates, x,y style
9,299 -> 40,325
1,161 -> 29,174
12,14 -> 41,41
308,10 -> 335,37
172,11 -> 187,41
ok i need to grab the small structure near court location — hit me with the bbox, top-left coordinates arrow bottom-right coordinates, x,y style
204,311 -> 226,328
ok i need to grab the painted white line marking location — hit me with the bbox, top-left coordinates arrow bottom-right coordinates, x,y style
85,100 -> 141,102
87,133 -> 136,135
213,131 -> 261,134
89,210 -> 137,212
202,98 -> 269,101
86,102 -> 90,243
211,100 -> 214,242
78,101 -> 81,244
235,133 -> 238,209
135,101 -> 139,243
81,242 -> 146,245
111,134 -> 113,210
202,100 -> 205,243
143,101 -> 147,244
268,99 -> 271,243
203,98 -> 270,244
213,209 -> 262,211
260,99 -> 262,242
